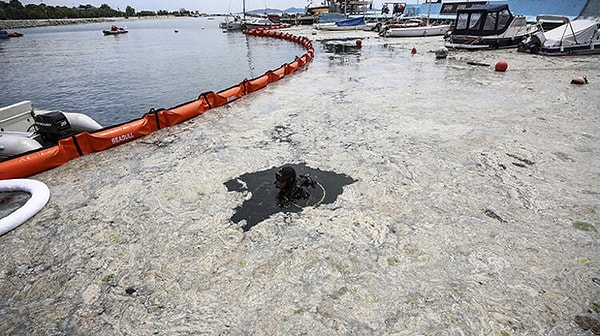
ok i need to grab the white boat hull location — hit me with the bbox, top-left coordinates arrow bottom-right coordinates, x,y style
519,17 -> 600,56
385,24 -> 451,37
316,24 -> 368,31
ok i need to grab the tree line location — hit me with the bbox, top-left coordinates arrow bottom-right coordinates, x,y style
0,0 -> 195,20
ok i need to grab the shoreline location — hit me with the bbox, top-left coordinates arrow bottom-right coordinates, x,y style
0,16 -> 174,30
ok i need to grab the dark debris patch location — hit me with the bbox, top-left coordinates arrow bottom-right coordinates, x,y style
575,315 -> 600,335
484,209 -> 506,223
225,163 -> 356,232
506,153 -> 535,167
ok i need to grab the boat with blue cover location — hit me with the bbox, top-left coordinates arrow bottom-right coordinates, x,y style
315,16 -> 368,30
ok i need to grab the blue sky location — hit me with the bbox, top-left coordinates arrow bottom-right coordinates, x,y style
18,1 -> 389,13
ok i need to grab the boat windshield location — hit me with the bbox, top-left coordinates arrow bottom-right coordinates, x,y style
469,13 -> 482,30
456,13 -> 468,30
497,8 -> 512,30
452,4 -> 514,36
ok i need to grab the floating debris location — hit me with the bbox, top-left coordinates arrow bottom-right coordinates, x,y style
506,153 -> 535,166
466,61 -> 490,67
573,221 -> 597,232
435,48 -> 448,59
574,315 -> 600,334
484,209 -> 506,223
571,76 -> 588,85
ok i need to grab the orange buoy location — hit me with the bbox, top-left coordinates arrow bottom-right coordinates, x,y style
495,60 -> 508,72
411,47 -> 417,54
570,76 -> 588,85
355,39 -> 362,48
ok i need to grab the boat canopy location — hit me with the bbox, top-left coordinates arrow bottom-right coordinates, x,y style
335,16 -> 366,26
453,4 -> 514,36
541,19 -> 599,47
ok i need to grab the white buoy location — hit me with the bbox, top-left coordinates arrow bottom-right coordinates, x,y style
0,179 -> 50,236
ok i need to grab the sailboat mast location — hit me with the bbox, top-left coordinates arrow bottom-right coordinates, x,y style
243,0 -> 246,20
426,0 -> 431,25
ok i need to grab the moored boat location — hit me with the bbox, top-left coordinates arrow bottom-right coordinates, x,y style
382,18 -> 451,37
445,4 -> 539,50
403,0 -> 595,22
518,15 -> 600,56
244,15 -> 290,29
0,101 -> 103,160
315,16 -> 367,31
103,25 -> 128,35
220,15 -> 244,31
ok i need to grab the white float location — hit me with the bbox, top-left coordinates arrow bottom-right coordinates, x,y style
0,179 -> 50,236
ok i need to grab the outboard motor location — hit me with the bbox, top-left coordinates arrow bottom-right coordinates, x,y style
518,33 -> 543,54
33,111 -> 77,145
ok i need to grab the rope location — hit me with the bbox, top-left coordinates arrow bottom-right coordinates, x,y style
290,181 -> 326,209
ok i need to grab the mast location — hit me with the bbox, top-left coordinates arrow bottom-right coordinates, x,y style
426,0 -> 431,25
243,0 -> 246,21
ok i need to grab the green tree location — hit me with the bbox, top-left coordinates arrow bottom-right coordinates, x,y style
125,5 -> 134,17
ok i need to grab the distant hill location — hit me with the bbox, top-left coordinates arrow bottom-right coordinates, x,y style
245,7 -> 305,15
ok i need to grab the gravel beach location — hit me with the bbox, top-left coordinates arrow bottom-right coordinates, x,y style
1,26 -> 599,335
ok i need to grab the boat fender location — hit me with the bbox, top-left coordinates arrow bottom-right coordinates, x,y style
411,47 -> 417,54
495,60 -> 508,72
570,76 -> 588,85
0,179 -> 50,236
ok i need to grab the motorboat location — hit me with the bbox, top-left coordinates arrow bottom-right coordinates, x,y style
244,15 -> 290,29
1,31 -> 23,39
518,15 -> 600,56
403,0 -> 593,23
220,15 -> 244,31
315,16 -> 367,31
103,25 -> 128,35
382,17 -> 451,37
445,4 -> 539,50
0,101 -> 103,160
307,1 -> 330,15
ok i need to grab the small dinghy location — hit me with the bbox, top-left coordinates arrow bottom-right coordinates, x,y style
0,100 -> 103,160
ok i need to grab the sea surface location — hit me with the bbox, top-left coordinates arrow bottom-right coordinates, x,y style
0,17 -> 306,126
1,25 -> 599,335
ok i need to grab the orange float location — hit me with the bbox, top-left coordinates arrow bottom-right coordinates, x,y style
495,60 -> 508,72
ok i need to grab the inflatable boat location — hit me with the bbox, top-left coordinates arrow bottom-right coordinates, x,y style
0,100 -> 103,160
